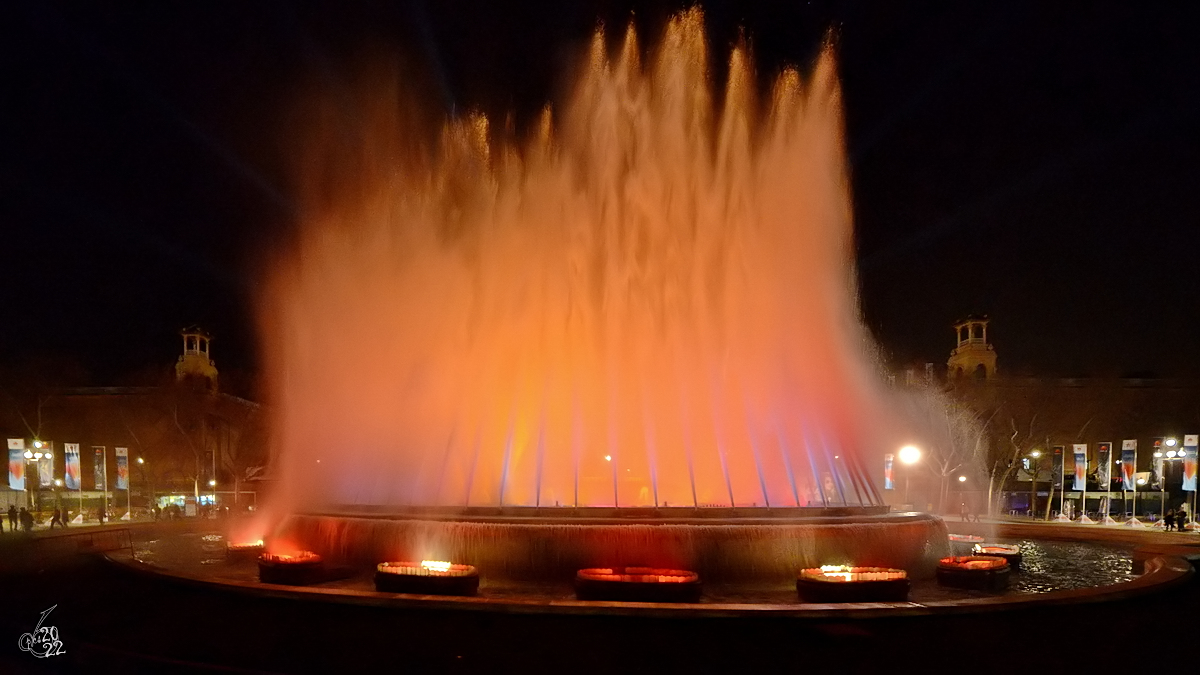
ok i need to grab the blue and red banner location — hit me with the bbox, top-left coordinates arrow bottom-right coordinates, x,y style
1183,435 -> 1198,493
93,446 -> 106,491
1073,444 -> 1087,491
64,443 -> 81,490
115,447 -> 129,490
1096,442 -> 1112,488
1121,440 -> 1136,491
7,439 -> 25,491
883,454 -> 894,490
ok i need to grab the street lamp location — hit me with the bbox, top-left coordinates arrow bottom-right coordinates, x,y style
21,448 -> 50,510
1158,440 -> 1183,526
898,445 -> 921,505
1027,450 -> 1044,519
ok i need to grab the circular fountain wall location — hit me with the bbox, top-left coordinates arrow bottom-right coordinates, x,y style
276,508 -> 948,582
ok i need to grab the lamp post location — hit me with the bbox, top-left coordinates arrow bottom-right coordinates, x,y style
22,443 -> 52,512
136,456 -> 154,519
1027,450 -> 1043,519
899,445 -> 922,506
1156,439 -> 1182,526
208,479 -> 217,518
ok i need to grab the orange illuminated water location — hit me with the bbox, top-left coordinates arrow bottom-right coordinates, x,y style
264,10 -> 897,511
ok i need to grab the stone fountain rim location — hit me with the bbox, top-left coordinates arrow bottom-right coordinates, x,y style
303,504 -> 925,527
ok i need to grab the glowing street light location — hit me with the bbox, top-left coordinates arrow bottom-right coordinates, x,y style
1166,438 -> 1178,447
958,475 -> 967,483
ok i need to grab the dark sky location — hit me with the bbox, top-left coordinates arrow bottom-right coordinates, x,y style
3,1 -> 1199,393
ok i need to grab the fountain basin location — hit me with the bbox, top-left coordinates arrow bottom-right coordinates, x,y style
936,556 -> 1010,591
575,567 -> 702,602
795,566 -> 910,602
258,551 -> 324,586
374,561 -> 479,596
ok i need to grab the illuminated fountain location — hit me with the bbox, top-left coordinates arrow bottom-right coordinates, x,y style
261,9 -> 948,584
575,567 -> 702,603
972,543 -> 1022,569
375,560 -> 480,596
936,556 -> 1011,591
258,551 -> 324,586
796,565 -> 910,602
226,540 -> 265,563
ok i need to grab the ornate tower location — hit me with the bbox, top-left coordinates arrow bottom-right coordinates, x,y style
175,326 -> 219,391
947,316 -> 996,380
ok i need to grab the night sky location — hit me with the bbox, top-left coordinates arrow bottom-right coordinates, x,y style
3,1 -> 1199,394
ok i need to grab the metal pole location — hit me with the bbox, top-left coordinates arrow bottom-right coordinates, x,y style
102,449 -> 108,524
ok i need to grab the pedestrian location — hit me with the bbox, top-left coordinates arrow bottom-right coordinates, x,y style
1177,506 -> 1189,532
50,507 -> 63,529
7,504 -> 17,532
960,501 -> 969,522
1164,509 -> 1175,531
97,506 -> 107,524
19,507 -> 33,534
61,508 -> 69,528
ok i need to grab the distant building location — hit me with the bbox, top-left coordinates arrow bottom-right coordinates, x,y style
947,315 -> 996,380
1,328 -> 266,519
176,326 -> 219,391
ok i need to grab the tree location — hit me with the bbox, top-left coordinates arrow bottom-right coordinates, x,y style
895,386 -> 991,514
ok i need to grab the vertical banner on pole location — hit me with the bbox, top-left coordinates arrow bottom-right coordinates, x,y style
1051,446 -> 1064,488
1121,440 -> 1137,491
93,446 -> 106,490
1183,435 -> 1198,492
1096,442 -> 1113,523
1153,439 -> 1166,488
64,444 -> 81,490
7,439 -> 25,491
1073,444 -> 1087,490
883,454 -> 894,490
38,455 -> 53,487
1096,442 -> 1112,488
115,448 -> 129,490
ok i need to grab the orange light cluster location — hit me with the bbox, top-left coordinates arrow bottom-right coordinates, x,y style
576,567 -> 699,584
798,565 -> 908,583
973,545 -> 1018,556
261,551 -> 322,564
939,556 -> 1006,570
228,540 -> 265,552
376,561 -> 476,577
947,534 -> 984,543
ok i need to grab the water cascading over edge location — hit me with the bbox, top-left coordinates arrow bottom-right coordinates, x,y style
263,10 -> 893,513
